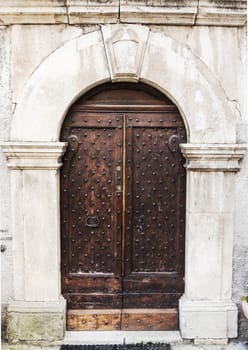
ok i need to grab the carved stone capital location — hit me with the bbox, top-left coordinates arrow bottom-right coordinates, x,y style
1,142 -> 67,170
102,24 -> 149,82
180,143 -> 247,171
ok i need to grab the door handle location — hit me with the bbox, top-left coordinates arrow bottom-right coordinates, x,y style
86,216 -> 100,228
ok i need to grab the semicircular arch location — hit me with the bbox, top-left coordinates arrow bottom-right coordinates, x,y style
10,25 -> 235,143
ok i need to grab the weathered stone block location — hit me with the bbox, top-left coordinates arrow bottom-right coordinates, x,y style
7,312 -> 64,343
179,297 -> 238,340
7,299 -> 66,344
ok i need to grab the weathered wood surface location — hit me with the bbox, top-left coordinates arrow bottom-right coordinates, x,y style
67,309 -> 122,331
121,309 -> 178,331
61,83 -> 186,330
67,308 -> 178,331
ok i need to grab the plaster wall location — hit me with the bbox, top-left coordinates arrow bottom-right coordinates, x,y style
0,22 -> 247,340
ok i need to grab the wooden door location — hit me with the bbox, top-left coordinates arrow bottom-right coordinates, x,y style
60,83 -> 186,331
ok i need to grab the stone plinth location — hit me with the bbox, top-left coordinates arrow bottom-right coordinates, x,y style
7,298 -> 66,344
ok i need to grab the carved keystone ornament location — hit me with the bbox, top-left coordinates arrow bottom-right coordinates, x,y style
102,25 -> 149,82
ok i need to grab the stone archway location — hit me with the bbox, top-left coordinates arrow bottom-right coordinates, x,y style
2,24 -> 246,344
9,24 -> 235,143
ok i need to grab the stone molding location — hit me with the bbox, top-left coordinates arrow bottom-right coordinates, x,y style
0,1 -> 246,26
1,142 -> 67,170
67,5 -> 119,24
102,25 -> 149,82
195,7 -> 247,26
119,6 -> 197,25
180,298 -> 237,312
120,3 -> 246,27
180,144 -> 247,171
0,6 -> 67,24
8,296 -> 66,313
10,26 -> 236,143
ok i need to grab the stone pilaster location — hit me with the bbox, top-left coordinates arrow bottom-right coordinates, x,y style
179,143 -> 246,343
1,142 -> 67,344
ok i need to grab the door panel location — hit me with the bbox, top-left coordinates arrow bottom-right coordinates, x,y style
61,113 -> 123,309
123,113 -> 186,308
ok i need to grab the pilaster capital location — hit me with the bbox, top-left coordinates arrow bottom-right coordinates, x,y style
180,143 -> 247,172
1,142 -> 67,170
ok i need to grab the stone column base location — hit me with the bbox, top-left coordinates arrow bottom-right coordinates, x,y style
7,296 -> 66,344
179,296 -> 238,342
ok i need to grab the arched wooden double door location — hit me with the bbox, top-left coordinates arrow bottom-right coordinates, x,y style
60,83 -> 186,331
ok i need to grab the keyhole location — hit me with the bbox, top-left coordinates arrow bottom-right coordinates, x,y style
139,215 -> 145,226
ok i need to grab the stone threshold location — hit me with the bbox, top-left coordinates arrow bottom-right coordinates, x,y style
63,331 -> 183,345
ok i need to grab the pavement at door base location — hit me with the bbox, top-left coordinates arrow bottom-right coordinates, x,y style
61,345 -> 170,350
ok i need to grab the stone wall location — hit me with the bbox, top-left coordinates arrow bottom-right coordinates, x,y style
0,26 -> 13,338
0,0 -> 247,341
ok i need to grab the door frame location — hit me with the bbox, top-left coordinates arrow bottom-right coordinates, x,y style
2,24 -> 246,343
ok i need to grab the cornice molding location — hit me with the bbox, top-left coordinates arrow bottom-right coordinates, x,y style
0,6 -> 68,24
0,1 -> 246,26
180,143 -> 247,172
195,7 -> 247,26
1,142 -> 67,170
119,6 -> 198,25
8,296 -> 66,313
